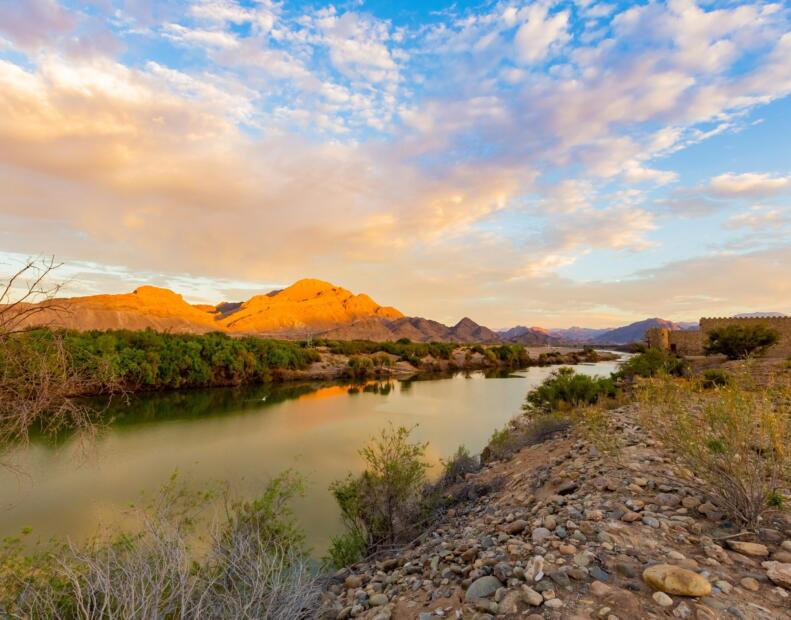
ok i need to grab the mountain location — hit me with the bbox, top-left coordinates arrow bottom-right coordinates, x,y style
547,326 -> 611,342
13,279 -> 403,337
11,279 -> 505,343
320,316 -> 501,343
592,318 -> 685,345
499,325 -> 563,346
220,279 -> 403,335
12,286 -> 222,333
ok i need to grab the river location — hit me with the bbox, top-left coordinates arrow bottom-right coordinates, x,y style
0,359 -> 620,555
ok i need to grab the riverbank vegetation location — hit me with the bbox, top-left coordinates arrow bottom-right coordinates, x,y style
0,472 -> 321,619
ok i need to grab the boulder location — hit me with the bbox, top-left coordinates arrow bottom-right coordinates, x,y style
465,576 -> 503,602
643,564 -> 712,597
762,561 -> 791,589
726,541 -> 769,557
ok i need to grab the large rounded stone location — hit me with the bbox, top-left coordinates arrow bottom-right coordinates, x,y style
762,561 -> 791,589
727,541 -> 768,557
643,564 -> 712,597
465,576 -> 503,602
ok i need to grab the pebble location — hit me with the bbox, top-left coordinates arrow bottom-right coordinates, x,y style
653,591 -> 673,607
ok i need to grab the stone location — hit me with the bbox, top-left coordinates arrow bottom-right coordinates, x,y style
544,515 -> 557,530
344,575 -> 363,589
653,591 -> 673,607
726,541 -> 769,557
590,581 -> 611,597
557,480 -> 578,495
622,511 -> 641,523
522,585 -> 544,606
525,555 -> 544,582
643,564 -> 712,597
642,516 -> 660,528
531,527 -> 551,545
465,576 -> 503,602
590,566 -> 610,582
504,519 -> 528,535
544,598 -> 564,609
656,493 -> 681,507
498,590 -> 521,614
673,602 -> 692,618
739,577 -> 759,591
601,588 -> 642,618
762,561 -> 791,589
781,540 -> 791,552
369,593 -> 388,606
714,579 -> 732,594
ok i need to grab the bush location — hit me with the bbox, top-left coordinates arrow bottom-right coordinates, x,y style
614,349 -> 688,380
524,367 -> 617,413
0,472 -> 321,619
439,445 -> 480,487
482,415 -> 571,462
638,376 -> 791,526
704,324 -> 780,359
328,425 -> 429,567
701,369 -> 732,388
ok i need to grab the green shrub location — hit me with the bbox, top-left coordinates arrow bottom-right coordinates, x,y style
614,349 -> 688,380
525,367 -> 616,413
704,324 -> 780,359
326,529 -> 368,568
482,415 -> 570,462
701,369 -> 732,388
638,377 -> 791,526
329,425 -> 429,565
439,445 -> 480,486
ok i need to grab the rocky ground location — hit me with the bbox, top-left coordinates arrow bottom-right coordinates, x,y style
318,405 -> 791,620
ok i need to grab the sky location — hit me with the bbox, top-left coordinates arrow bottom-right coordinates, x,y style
0,0 -> 789,328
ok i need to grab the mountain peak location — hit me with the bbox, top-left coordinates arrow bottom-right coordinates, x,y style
131,286 -> 185,302
270,278 -> 344,301
453,317 -> 479,329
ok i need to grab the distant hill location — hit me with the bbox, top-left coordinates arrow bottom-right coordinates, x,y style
547,326 -> 611,342
499,326 -> 563,346
321,316 -> 501,343
10,279 -> 506,343
10,279 -> 404,338
592,318 -> 687,345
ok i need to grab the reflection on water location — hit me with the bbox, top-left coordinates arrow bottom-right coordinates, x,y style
0,360 -> 620,554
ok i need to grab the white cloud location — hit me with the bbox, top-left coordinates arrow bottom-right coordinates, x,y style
514,4 -> 570,64
709,172 -> 791,198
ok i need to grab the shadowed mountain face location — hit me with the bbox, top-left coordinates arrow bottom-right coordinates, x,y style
499,326 -> 563,346
11,279 -> 502,343
591,318 -> 688,345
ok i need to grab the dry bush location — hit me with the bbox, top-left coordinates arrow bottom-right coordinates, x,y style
638,373 -> 790,527
2,474 -> 321,619
0,258 -> 120,459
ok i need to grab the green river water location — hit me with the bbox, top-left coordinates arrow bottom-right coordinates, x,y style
0,359 -> 620,555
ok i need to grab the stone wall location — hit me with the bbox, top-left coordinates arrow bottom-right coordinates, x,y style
648,317 -> 791,358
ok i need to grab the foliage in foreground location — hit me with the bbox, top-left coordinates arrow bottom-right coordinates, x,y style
328,425 -> 429,567
614,349 -> 688,380
704,324 -> 781,360
524,367 -> 617,413
637,374 -> 790,527
0,473 -> 321,619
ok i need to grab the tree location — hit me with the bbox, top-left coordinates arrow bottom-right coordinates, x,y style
704,324 -> 780,360
0,258 -> 117,455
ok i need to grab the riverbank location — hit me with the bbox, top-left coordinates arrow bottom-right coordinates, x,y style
318,371 -> 791,619
275,346 -> 618,383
